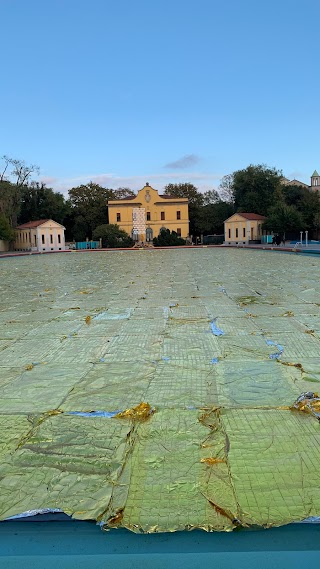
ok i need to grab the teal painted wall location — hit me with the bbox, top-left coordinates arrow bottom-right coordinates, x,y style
0,521 -> 319,568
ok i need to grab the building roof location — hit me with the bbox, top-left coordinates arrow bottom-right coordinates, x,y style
225,212 -> 266,222
238,212 -> 266,220
16,219 -> 65,230
159,194 -> 186,200
312,170 -> 319,177
109,194 -> 187,203
281,177 -> 310,188
17,219 -> 51,229
289,179 -> 310,188
108,184 -> 188,204
115,195 -> 136,201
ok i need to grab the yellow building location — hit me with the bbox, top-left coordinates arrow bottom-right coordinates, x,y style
108,183 -> 189,242
224,212 -> 266,245
15,219 -> 66,252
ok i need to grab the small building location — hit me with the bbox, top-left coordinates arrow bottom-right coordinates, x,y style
15,219 -> 66,252
224,212 -> 266,245
108,183 -> 189,242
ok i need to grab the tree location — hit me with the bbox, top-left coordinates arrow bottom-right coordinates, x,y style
0,156 -> 39,226
153,228 -> 186,247
196,201 -> 234,235
0,214 -> 15,242
281,184 -> 320,233
71,215 -> 90,243
218,174 -> 235,203
202,189 -> 221,206
164,183 -> 204,208
263,204 -> 303,235
113,187 -> 136,200
18,183 -> 69,225
0,155 -> 39,187
163,183 -> 204,236
313,211 -> 320,240
92,224 -> 133,248
0,180 -> 16,219
231,164 -> 283,215
68,182 -> 114,239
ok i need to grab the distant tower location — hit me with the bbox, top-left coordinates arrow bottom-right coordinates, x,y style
311,170 -> 320,190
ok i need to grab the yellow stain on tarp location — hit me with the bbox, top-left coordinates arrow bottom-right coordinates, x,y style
85,315 -> 91,325
201,457 -> 226,465
114,402 -> 154,421
281,361 -> 305,372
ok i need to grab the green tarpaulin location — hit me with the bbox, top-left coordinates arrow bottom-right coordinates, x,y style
0,249 -> 319,531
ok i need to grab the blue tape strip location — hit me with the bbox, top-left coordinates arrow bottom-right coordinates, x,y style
67,410 -> 121,418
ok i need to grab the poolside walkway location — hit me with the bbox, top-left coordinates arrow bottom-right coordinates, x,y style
1,242 -> 320,258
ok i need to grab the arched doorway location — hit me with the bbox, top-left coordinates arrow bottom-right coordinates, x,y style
131,229 -> 139,242
146,227 -> 153,242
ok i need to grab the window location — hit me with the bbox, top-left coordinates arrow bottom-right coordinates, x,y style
236,228 -> 238,238
146,212 -> 151,221
177,210 -> 181,220
42,234 -> 45,244
243,227 -> 246,238
161,212 -> 165,221
177,228 -> 181,236
314,178 -> 318,186
58,234 -> 61,243
258,224 -> 261,235
228,228 -> 231,238
146,227 -> 153,242
50,234 -> 53,244
117,213 -> 121,222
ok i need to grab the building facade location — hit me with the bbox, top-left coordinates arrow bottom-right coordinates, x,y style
108,184 -> 189,242
282,169 -> 320,191
224,213 -> 266,245
15,219 -> 66,252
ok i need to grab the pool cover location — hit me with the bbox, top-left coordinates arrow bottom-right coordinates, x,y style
0,248 -> 320,532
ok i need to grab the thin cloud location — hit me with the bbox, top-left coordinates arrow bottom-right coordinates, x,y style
287,171 -> 307,182
39,176 -> 58,186
164,154 -> 200,169
51,171 -> 222,196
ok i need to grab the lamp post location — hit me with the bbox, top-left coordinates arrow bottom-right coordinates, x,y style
305,231 -> 308,248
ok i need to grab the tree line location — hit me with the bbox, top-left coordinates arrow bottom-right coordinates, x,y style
1,156 -> 320,244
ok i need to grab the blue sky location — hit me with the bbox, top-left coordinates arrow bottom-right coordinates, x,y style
1,0 -> 320,195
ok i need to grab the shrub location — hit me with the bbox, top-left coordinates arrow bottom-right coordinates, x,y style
153,228 -> 186,247
92,224 -> 133,248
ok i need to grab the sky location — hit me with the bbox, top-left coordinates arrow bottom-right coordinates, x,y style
1,0 -> 320,196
